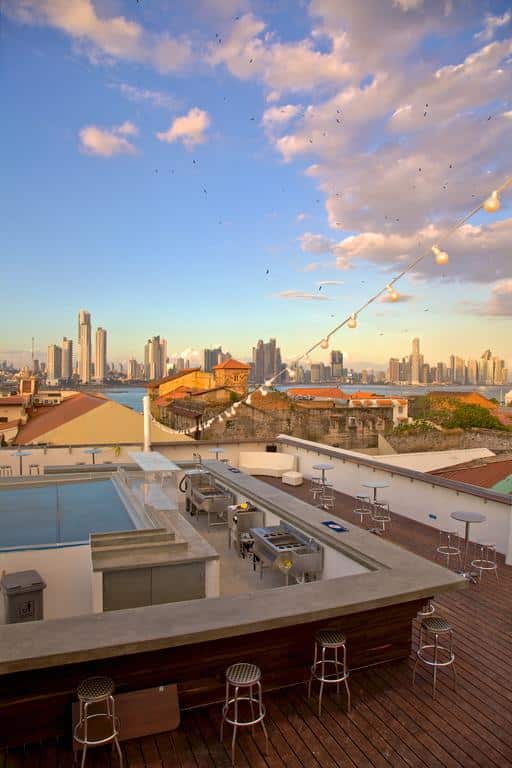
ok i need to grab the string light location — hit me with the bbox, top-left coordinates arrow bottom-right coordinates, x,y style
431,244 -> 449,265
483,189 -> 500,213
173,178 -> 511,441
386,284 -> 399,302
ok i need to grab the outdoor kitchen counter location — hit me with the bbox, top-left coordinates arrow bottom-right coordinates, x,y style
0,462 -> 464,675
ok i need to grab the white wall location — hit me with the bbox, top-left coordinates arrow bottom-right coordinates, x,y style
0,544 -> 92,622
279,438 -> 512,563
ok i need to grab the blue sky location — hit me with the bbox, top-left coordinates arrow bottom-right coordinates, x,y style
2,0 -> 511,371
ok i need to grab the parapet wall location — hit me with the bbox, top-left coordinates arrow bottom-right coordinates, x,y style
386,427 -> 512,454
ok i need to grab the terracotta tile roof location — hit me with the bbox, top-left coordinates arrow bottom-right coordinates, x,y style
350,391 -> 377,398
0,419 -> 21,431
0,396 -> 27,406
429,391 -> 498,410
213,359 -> 251,370
147,369 -> 201,387
430,456 -> 512,491
288,388 -> 347,399
15,393 -> 105,444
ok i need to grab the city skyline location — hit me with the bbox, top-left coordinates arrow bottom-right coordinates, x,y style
2,1 -> 511,368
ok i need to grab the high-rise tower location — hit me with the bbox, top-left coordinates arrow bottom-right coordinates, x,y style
77,309 -> 92,384
95,327 -> 107,382
61,337 -> 73,380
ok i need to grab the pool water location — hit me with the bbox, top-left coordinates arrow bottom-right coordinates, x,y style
0,480 -> 135,548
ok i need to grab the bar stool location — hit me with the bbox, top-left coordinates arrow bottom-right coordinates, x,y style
73,676 -> 123,767
0,465 -> 12,477
318,486 -> 335,511
471,542 -> 498,582
354,495 -> 372,526
436,530 -> 462,570
371,501 -> 391,534
308,629 -> 351,717
29,463 -> 40,475
413,616 -> 456,699
220,662 -> 268,766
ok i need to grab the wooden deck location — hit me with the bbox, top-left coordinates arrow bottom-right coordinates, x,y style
3,479 -> 512,767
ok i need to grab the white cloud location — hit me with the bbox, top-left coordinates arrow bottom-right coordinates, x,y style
206,13 -> 352,95
316,280 -> 344,286
296,212 -> 307,222
476,280 -> 512,316
5,0 -> 191,72
275,290 -> 329,301
156,108 -> 211,149
299,232 -> 352,269
475,11 -> 511,42
111,83 -> 180,111
78,122 -> 137,157
262,104 -> 302,128
332,217 -> 512,283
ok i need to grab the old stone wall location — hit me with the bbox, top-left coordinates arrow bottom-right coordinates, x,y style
386,428 -> 512,454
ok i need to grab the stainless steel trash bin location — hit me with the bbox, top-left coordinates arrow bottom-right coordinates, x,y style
1,570 -> 46,623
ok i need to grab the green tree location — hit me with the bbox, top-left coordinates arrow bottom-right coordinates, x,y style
444,404 -> 506,431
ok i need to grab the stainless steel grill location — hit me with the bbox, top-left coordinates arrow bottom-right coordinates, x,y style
179,470 -> 234,529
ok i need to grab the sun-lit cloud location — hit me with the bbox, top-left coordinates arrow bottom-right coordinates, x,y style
474,11 -> 511,42
110,82 -> 181,110
156,108 -> 211,149
5,0 -> 191,72
275,290 -> 329,301
78,122 -> 138,157
316,280 -> 344,286
475,280 -> 512,316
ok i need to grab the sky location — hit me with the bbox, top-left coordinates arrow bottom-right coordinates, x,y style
1,0 -> 512,372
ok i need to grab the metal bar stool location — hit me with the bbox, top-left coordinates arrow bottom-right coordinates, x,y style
318,486 -> 335,511
220,662 -> 268,766
436,530 -> 462,570
413,616 -> 456,699
370,501 -> 391,534
471,542 -> 498,582
308,629 -> 351,717
29,464 -> 40,475
73,676 -> 123,767
354,495 -> 372,526
0,465 -> 13,477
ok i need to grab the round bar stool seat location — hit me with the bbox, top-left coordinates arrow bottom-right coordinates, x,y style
471,542 -> 498,582
220,663 -> 268,766
308,629 -> 351,716
417,599 -> 435,617
370,501 -> 391,534
436,530 -> 462,570
413,615 -> 456,699
74,676 -> 123,767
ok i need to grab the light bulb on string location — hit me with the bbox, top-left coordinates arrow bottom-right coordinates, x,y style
305,355 -> 311,365
247,394 -> 252,405
347,313 -> 357,329
320,338 -> 329,350
432,244 -> 449,265
261,387 -> 269,397
483,189 -> 500,213
288,367 -> 296,380
386,284 -> 399,302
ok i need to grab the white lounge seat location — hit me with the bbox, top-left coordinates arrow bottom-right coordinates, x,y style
282,471 -> 303,486
238,451 -> 297,477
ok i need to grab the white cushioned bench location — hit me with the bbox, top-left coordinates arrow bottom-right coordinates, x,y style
238,451 -> 297,478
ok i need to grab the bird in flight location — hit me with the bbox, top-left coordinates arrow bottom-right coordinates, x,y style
265,268 -> 270,275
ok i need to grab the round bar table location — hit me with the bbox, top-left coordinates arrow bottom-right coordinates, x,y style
12,450 -> 32,476
362,480 -> 390,502
450,510 -> 486,582
312,463 -> 333,485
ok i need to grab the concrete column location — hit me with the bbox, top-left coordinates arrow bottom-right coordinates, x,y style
143,395 -> 151,453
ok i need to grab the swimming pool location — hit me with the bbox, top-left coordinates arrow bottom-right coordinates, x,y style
0,479 -> 135,549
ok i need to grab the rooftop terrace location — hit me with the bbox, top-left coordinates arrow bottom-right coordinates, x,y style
2,475 -> 511,767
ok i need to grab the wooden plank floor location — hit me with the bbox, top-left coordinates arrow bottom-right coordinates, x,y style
2,479 -> 511,767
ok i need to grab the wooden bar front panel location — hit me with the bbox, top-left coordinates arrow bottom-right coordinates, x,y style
0,598 -> 425,747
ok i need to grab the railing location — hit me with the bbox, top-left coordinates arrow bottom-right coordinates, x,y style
276,435 -> 512,563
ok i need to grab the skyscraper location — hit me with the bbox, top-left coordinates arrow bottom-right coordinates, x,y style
77,309 -> 92,384
62,337 -> 73,380
144,336 -> 165,380
388,358 -> 400,383
331,350 -> 343,378
252,340 -> 265,383
409,337 -> 423,384
127,358 -> 139,380
95,327 -> 107,382
203,347 -> 222,371
47,344 -> 62,381
251,338 -> 282,383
